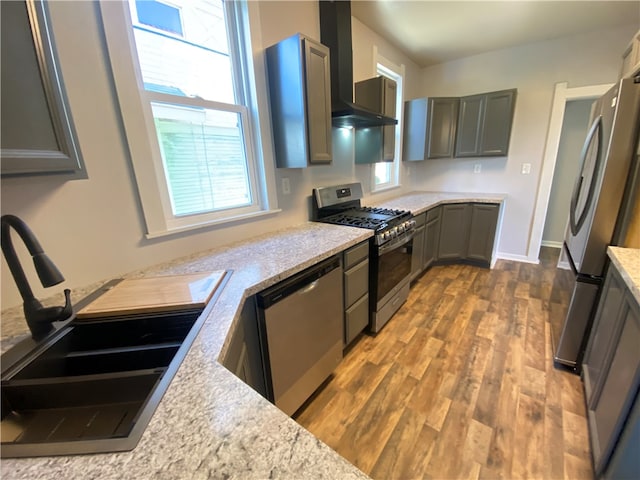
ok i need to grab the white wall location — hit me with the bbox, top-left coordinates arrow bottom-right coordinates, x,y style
0,1 -> 421,309
411,24 -> 636,261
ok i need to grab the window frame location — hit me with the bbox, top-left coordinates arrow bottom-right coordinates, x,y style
100,0 -> 278,238
371,52 -> 404,193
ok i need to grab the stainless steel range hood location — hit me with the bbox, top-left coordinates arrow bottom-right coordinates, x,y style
319,0 -> 398,129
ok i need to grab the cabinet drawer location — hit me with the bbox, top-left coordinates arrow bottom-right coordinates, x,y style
344,259 -> 369,307
344,241 -> 369,270
345,294 -> 369,345
413,212 -> 426,227
426,206 -> 441,222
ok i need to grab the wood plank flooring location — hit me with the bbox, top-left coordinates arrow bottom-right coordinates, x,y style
295,248 -> 592,479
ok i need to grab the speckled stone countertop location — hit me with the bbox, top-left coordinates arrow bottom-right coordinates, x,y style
373,191 -> 506,215
1,222 -> 372,480
608,247 -> 640,304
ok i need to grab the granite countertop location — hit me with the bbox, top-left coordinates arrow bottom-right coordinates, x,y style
0,191 -> 506,478
373,191 -> 506,215
608,246 -> 640,304
1,222 -> 372,480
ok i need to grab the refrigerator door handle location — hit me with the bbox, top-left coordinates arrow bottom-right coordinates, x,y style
570,115 -> 603,236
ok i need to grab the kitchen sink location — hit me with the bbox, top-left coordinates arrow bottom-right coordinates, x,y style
1,308 -> 208,457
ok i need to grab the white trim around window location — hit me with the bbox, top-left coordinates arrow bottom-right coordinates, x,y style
99,0 -> 279,238
371,47 -> 404,194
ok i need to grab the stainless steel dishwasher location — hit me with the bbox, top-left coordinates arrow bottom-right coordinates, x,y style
256,256 -> 343,416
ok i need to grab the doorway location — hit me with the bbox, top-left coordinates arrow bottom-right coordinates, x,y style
541,99 -> 593,248
528,82 -> 613,263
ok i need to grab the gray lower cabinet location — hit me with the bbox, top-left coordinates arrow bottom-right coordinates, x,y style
466,204 -> 499,264
582,264 -> 640,477
266,33 -> 332,168
222,297 -> 266,397
403,97 -> 459,161
603,391 -> 640,480
455,89 -> 516,157
410,213 -> 426,280
437,202 -> 499,266
423,207 -> 441,269
438,203 -> 472,261
343,241 -> 370,346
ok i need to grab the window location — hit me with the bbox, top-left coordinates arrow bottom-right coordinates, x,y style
372,59 -> 404,192
135,0 -> 184,36
100,0 -> 277,237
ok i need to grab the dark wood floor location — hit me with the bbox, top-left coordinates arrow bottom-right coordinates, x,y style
295,248 -> 592,480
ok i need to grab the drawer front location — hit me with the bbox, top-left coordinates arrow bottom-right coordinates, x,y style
344,241 -> 369,270
345,293 -> 369,345
413,212 -> 426,227
426,206 -> 441,222
344,259 -> 369,307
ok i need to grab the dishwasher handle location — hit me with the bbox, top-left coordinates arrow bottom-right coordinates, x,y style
256,256 -> 341,309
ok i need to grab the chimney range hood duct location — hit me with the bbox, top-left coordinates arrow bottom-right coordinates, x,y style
319,0 -> 398,129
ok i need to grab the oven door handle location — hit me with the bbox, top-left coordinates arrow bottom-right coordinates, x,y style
378,231 -> 415,254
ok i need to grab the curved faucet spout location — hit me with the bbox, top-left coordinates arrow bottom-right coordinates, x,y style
1,214 -> 73,340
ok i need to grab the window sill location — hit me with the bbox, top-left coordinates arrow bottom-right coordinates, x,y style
371,184 -> 402,195
145,208 -> 282,239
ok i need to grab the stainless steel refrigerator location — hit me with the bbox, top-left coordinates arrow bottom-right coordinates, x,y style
551,77 -> 640,369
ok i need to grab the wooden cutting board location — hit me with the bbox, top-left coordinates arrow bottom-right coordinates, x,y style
76,271 -> 226,319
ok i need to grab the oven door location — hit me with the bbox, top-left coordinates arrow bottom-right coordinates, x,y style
375,232 -> 413,306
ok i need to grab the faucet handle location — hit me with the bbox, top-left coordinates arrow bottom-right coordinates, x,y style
61,288 -> 73,319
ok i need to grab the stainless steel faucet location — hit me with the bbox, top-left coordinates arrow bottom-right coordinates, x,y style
1,214 -> 72,339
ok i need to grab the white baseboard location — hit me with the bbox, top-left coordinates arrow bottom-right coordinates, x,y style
541,240 -> 563,248
557,260 -> 571,270
495,252 -> 540,264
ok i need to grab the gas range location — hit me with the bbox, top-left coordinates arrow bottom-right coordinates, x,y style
312,182 -> 415,334
312,185 -> 415,246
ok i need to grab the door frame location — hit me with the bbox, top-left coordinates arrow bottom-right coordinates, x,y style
528,81 -> 613,262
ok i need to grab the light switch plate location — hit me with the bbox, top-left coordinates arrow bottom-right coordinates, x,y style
521,163 -> 531,174
474,164 -> 481,174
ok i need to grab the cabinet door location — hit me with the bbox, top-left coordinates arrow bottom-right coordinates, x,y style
411,225 -> 426,280
466,203 -> 499,264
423,212 -> 441,269
427,98 -> 459,158
1,1 -> 84,176
480,90 -> 516,156
223,298 -> 266,397
455,94 -> 485,157
589,297 -> 640,474
403,98 -> 428,161
303,38 -> 332,164
438,203 -> 471,260
582,267 -> 625,400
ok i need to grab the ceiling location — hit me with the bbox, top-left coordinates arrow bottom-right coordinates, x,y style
350,1 -> 640,68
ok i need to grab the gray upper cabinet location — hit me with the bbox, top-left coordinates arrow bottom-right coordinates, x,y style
455,94 -> 485,157
403,97 -> 459,161
354,76 -> 397,164
266,33 -> 332,168
455,89 -> 516,157
1,0 -> 84,177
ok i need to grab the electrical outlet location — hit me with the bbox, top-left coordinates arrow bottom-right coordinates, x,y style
281,177 -> 291,195
521,163 -> 531,175
473,164 -> 481,174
